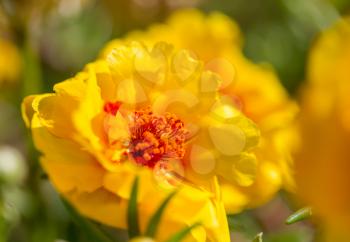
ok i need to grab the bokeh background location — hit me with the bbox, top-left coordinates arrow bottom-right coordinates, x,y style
1,0 -> 350,241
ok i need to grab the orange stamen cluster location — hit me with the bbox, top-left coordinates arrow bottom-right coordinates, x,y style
129,108 -> 189,168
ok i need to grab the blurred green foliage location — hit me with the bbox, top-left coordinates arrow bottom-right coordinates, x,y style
201,0 -> 346,94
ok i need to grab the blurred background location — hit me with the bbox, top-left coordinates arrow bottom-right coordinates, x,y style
0,0 -> 349,241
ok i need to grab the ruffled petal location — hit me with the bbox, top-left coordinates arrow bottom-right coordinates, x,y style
21,95 -> 37,127
31,114 -> 104,193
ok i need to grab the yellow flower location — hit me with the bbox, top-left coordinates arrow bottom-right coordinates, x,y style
102,9 -> 298,213
22,41 -> 261,241
295,17 -> 350,242
0,38 -> 21,84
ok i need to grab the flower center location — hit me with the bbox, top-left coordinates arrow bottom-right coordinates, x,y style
128,108 -> 189,168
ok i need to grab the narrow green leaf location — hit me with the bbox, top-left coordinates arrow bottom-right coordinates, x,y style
286,207 -> 312,225
145,191 -> 177,237
128,176 -> 141,238
252,232 -> 263,242
165,223 -> 201,242
61,198 -> 113,242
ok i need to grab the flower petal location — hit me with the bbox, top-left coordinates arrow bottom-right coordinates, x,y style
31,114 -> 104,193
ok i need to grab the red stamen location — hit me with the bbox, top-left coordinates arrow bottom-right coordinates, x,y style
104,101 -> 122,115
129,108 -> 188,168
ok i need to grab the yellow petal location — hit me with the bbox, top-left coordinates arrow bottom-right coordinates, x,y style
65,188 -> 127,228
204,102 -> 260,153
134,43 -> 167,85
33,93 -> 78,139
116,78 -> 148,104
217,153 -> 257,187
104,112 -> 130,143
72,65 -> 103,151
172,49 -> 200,82
103,163 -> 159,201
208,123 -> 246,156
190,145 -> 217,175
31,115 -> 104,193
221,183 -> 249,214
21,95 -> 37,127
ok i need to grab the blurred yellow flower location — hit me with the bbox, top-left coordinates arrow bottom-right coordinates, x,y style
102,9 -> 298,213
295,17 -> 350,242
0,38 -> 21,84
22,41 -> 262,241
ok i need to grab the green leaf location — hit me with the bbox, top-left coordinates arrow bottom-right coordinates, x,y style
145,191 -> 177,237
61,198 -> 113,242
286,207 -> 312,225
227,212 -> 262,237
128,176 -> 141,238
253,232 -> 263,242
165,223 -> 201,242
